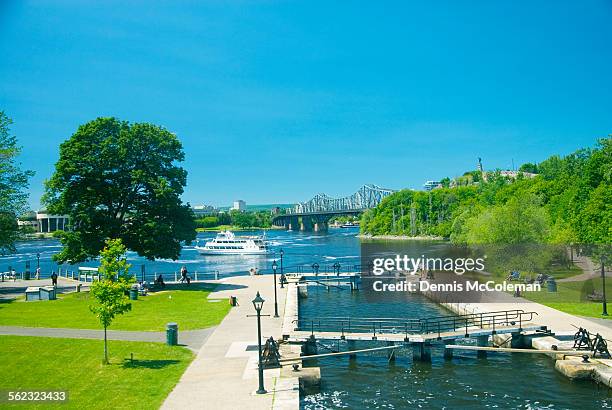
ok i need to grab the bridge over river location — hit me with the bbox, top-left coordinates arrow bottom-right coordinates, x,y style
272,184 -> 395,232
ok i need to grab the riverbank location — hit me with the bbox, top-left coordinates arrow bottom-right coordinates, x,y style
195,225 -> 283,232
358,233 -> 445,241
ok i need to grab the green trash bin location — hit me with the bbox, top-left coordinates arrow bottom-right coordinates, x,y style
547,278 -> 557,292
129,288 -> 138,300
166,323 -> 178,346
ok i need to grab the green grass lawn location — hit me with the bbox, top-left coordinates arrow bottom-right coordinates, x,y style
520,277 -> 612,319
0,284 -> 231,331
0,335 -> 193,409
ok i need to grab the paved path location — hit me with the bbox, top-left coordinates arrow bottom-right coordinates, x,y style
0,326 -> 216,352
0,277 -> 87,300
443,296 -> 612,339
162,275 -> 299,410
558,255 -> 610,282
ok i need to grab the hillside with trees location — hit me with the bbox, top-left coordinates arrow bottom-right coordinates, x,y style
360,137 -> 611,247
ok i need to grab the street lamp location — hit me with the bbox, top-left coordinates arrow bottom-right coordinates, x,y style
36,253 -> 40,270
602,256 -> 608,316
271,260 -> 279,318
252,292 -> 267,394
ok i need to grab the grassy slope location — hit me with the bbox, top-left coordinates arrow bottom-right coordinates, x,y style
0,335 -> 193,409
0,284 -> 231,331
521,277 -> 612,319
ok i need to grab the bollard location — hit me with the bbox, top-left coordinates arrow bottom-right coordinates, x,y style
174,272 -> 178,282
166,323 -> 178,346
195,271 -> 198,281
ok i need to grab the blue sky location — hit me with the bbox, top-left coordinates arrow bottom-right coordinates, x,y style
1,1 -> 611,209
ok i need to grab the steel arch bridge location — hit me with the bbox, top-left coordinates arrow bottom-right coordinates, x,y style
272,184 -> 395,232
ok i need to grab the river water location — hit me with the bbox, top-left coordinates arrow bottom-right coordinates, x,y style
1,228 -> 362,279
3,228 -> 610,408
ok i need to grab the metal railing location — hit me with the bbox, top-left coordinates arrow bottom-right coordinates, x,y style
263,262 -> 364,276
295,309 -> 538,340
140,270 -> 222,283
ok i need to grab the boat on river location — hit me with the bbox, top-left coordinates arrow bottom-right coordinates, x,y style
195,231 -> 268,255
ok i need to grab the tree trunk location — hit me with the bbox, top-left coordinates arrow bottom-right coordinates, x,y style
104,325 -> 108,364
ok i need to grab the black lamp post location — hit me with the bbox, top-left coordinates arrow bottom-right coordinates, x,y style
602,256 -> 608,316
333,262 -> 341,276
36,253 -> 40,270
252,292 -> 267,394
271,260 -> 279,318
279,249 -> 286,288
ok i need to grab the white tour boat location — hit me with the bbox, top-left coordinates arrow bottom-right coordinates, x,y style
195,231 -> 268,255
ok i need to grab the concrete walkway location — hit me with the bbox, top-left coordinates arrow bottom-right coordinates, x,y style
443,294 -> 612,339
0,277 -> 87,300
558,255 -> 607,282
162,275 -> 299,410
0,325 -> 216,352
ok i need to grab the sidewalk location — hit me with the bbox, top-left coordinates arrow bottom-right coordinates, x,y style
444,294 -> 612,339
0,277 -> 85,300
162,275 -> 299,410
0,325 -> 216,352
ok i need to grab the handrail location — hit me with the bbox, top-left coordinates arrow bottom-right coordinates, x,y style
295,310 -> 539,337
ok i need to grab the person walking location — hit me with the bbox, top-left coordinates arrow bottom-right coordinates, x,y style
180,265 -> 190,284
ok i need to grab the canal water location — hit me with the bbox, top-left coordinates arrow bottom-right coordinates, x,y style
300,286 -> 612,409
3,228 -> 610,408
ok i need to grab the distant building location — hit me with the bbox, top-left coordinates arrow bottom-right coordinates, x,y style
423,181 -> 442,191
36,210 -> 70,233
17,211 -> 39,231
498,170 -> 537,179
192,204 -> 217,217
232,200 -> 246,212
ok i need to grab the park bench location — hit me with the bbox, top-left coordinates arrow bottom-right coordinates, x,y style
587,290 -> 604,302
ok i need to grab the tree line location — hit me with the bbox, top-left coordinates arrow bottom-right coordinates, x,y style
194,210 -> 272,229
361,137 -> 611,247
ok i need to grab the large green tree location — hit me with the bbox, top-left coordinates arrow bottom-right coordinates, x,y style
0,111 -> 34,254
43,117 -> 196,262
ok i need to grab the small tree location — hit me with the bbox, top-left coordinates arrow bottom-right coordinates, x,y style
90,238 -> 134,364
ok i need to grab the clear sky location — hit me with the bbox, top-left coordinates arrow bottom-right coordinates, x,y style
1,1 -> 611,209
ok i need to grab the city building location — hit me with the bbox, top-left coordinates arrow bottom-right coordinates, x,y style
16,211 -> 39,231
232,200 -> 246,212
423,180 -> 442,191
192,204 -> 217,217
35,210 -> 70,233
